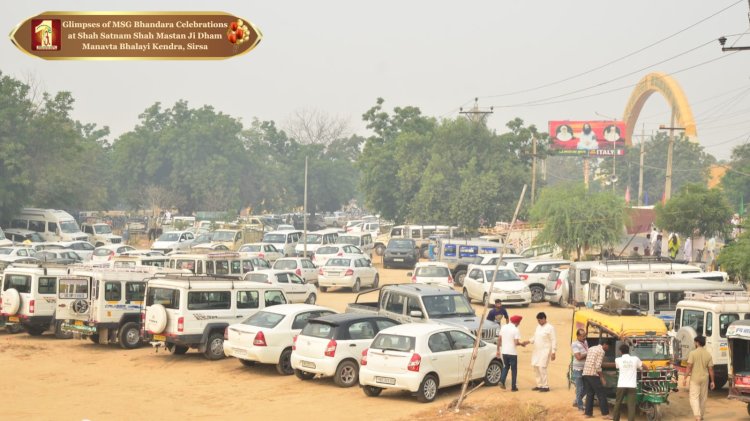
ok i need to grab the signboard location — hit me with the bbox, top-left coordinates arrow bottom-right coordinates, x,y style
549,120 -> 627,157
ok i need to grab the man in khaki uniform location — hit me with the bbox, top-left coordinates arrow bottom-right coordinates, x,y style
683,335 -> 715,421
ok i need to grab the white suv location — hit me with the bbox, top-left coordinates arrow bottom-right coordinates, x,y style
223,304 -> 336,374
244,270 -> 318,304
291,313 -> 399,387
359,323 -> 503,402
81,223 -> 122,247
151,231 -> 195,255
143,275 -> 289,360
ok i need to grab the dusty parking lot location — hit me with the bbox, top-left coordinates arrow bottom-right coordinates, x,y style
1,261 -> 747,420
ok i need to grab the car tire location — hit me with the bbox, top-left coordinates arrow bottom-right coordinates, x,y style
454,271 -> 467,287
2,288 -> 21,315
203,333 -> 225,360
362,385 -> 383,397
383,263 -> 389,269
5,324 -> 23,334
530,286 -> 544,303
463,288 -> 471,303
88,334 -> 100,343
352,279 -> 361,293
320,286 -> 328,293
118,322 -> 141,349
295,369 -> 315,380
54,320 -> 73,339
276,348 -> 294,375
714,373 -> 728,390
372,275 -> 379,289
416,374 -> 439,403
305,293 -> 317,304
334,360 -> 359,387
166,343 -> 189,355
26,326 -> 46,336
484,359 -> 503,386
240,359 -> 256,367
145,304 -> 168,334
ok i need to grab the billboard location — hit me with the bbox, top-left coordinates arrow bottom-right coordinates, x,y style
548,120 -> 626,156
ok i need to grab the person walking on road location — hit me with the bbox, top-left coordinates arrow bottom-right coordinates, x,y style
583,340 -> 612,419
683,335 -> 715,421
571,328 -> 589,411
668,233 -> 679,260
487,299 -> 509,325
529,312 -> 556,392
497,315 -> 528,392
612,344 -> 646,421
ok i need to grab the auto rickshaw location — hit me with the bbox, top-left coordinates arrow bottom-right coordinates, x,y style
569,301 -> 678,421
727,320 -> 750,416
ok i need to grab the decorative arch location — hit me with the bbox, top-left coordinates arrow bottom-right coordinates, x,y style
622,72 -> 697,146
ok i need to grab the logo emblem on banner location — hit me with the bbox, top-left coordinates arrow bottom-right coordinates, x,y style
31,19 -> 61,51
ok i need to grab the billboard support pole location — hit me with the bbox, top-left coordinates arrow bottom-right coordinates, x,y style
583,157 -> 590,191
637,124 -> 645,206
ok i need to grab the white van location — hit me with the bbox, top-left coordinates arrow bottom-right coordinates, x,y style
10,208 -> 88,242
294,228 -> 339,257
262,230 -> 302,257
167,252 -> 257,277
336,232 -> 374,258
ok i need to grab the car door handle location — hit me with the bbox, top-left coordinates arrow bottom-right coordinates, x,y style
236,315 -> 243,318
349,344 -> 357,347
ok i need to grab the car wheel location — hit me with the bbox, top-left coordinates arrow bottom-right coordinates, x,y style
54,320 -> 73,339
203,333 -> 225,360
276,348 -> 294,375
320,286 -> 328,293
383,263 -> 390,269
334,360 -> 359,387
240,359 -> 257,367
166,343 -> 189,355
484,359 -> 503,386
352,279 -> 361,293
530,286 -> 544,303
118,322 -> 141,349
26,326 -> 46,336
463,288 -> 471,303
714,373 -> 728,389
416,374 -> 439,403
295,369 -> 316,380
454,271 -> 466,287
305,293 -> 317,304
362,385 -> 383,397
88,334 -> 100,343
5,324 -> 23,334
372,275 -> 379,289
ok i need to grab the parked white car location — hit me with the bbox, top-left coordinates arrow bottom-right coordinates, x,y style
318,257 -> 379,293
272,257 -> 319,285
238,243 -> 284,263
408,262 -> 453,287
359,323 -> 503,402
507,259 -> 569,303
90,244 -> 136,262
58,241 -> 96,260
81,223 -> 122,246
544,267 -> 569,306
224,304 -> 336,374
311,244 -> 369,267
244,270 -> 318,304
0,247 -> 37,263
151,231 -> 195,255
291,313 -> 399,387
462,265 -> 531,307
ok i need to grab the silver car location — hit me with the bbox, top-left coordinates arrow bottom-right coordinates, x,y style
544,268 -> 569,306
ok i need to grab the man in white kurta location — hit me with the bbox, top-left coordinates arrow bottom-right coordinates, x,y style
529,311 -> 556,392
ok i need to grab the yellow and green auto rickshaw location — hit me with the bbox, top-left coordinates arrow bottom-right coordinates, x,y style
727,320 -> 750,416
570,302 -> 678,421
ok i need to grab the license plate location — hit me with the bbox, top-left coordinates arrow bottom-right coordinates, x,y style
75,320 -> 84,326
232,348 -> 247,357
393,258 -> 404,262
300,360 -> 316,369
8,316 -> 19,322
153,334 -> 166,341
508,295 -> 520,299
375,376 -> 396,385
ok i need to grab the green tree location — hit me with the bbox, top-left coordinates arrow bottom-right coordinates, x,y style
717,231 -> 750,282
530,183 -> 626,260
720,143 -> 750,214
655,183 -> 732,243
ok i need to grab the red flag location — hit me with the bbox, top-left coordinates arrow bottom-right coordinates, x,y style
625,186 -> 631,204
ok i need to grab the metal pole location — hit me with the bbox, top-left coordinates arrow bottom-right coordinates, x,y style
531,136 -> 537,205
583,157 -> 590,190
637,124 -> 645,206
664,112 -> 675,201
303,157 -> 308,258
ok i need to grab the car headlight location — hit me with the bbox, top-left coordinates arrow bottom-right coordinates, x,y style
523,286 -> 531,293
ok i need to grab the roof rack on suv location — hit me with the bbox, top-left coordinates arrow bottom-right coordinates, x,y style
594,299 -> 643,316
683,291 -> 750,302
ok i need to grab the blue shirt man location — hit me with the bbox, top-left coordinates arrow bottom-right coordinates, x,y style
487,299 -> 509,324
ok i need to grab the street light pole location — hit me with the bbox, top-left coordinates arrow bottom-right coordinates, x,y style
660,113 -> 685,201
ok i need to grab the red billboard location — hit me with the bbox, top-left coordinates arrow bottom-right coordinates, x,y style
548,120 -> 627,156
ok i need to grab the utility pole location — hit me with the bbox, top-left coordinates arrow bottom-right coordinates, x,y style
718,3 -> 750,51
660,113 -> 686,201
459,97 -> 494,123
531,135 -> 537,205
637,124 -> 646,206
303,156 -> 308,258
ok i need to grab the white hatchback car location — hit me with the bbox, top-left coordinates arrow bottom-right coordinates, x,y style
291,313 -> 399,387
312,244 -> 368,267
359,323 -> 503,402
90,244 -> 136,262
272,258 -> 319,285
408,262 -> 453,287
244,270 -> 318,304
462,266 -> 531,307
318,257 -> 379,293
238,243 -> 284,263
223,304 -> 336,375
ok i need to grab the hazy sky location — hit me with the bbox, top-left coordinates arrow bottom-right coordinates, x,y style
2,1 -> 749,159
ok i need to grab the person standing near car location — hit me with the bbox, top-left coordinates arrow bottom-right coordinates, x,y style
583,340 -> 612,419
529,312 -> 556,392
497,315 -> 528,391
487,299 -> 509,325
612,344 -> 646,421
683,335 -> 715,421
571,328 -> 588,411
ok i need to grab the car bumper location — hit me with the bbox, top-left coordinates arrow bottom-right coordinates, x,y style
383,256 -> 417,267
224,342 -> 281,364
2,314 -> 53,328
290,353 -> 337,377
489,291 -> 531,305
318,275 -> 355,288
359,367 -> 421,392
544,290 -> 562,303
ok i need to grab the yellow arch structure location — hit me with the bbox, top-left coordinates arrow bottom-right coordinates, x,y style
622,72 -> 697,145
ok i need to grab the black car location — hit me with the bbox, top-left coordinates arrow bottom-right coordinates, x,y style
383,238 -> 419,269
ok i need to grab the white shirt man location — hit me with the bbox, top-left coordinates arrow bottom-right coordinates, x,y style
613,344 -> 646,421
496,315 -> 528,391
529,312 -> 556,392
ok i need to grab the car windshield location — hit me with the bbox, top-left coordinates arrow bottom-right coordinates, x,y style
336,236 -> 358,245
388,240 -> 413,249
59,220 -> 80,233
246,273 -> 270,283
316,246 -> 338,255
29,232 -> 45,242
263,234 -> 285,243
274,260 -> 297,270
630,339 -> 671,361
194,233 -> 211,243
423,294 -> 475,318
158,233 -> 180,241
483,269 -> 520,282
240,244 -> 261,252
212,231 -> 235,241
513,262 -> 529,273
252,258 -> 270,268
303,234 -> 322,244
301,322 -> 335,339
326,258 -> 351,267
242,311 -> 285,328
95,225 -> 112,234
370,334 -> 415,352
415,266 -> 450,277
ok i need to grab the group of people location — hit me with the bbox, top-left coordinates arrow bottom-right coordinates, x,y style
488,299 -> 716,421
630,224 -> 713,264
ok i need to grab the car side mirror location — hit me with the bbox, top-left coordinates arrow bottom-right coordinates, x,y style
409,310 -> 423,318
407,272 -> 413,277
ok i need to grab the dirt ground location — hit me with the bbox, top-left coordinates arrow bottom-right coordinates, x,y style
1,259 -> 747,420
